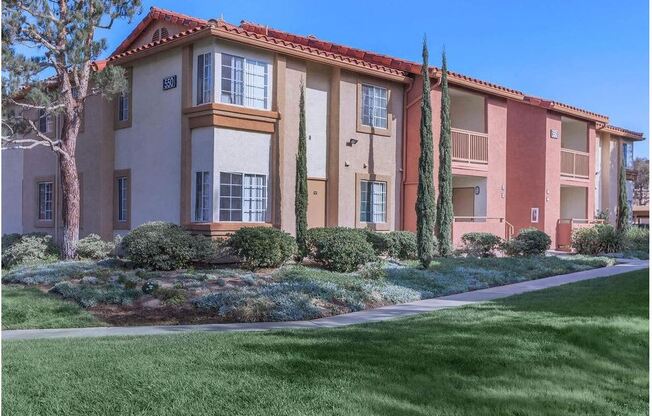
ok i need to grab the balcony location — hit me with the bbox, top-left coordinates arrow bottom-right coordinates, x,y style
560,149 -> 589,179
451,128 -> 488,164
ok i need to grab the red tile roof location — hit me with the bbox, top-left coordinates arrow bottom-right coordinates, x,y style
601,124 -> 645,140
106,7 -> 635,125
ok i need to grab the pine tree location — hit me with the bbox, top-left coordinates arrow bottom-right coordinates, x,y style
415,37 -> 437,268
295,82 -> 309,258
435,49 -> 454,256
2,0 -> 141,259
616,148 -> 630,232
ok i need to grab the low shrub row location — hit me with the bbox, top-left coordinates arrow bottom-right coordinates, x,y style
459,228 -> 552,258
572,224 -> 649,256
2,233 -> 60,269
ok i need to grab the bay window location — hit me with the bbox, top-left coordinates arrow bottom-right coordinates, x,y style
194,171 -> 211,222
219,172 -> 267,222
197,52 -> 213,105
360,180 -> 387,223
221,53 -> 269,109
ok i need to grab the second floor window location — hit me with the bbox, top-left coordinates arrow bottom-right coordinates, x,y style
197,52 -> 213,105
360,180 -> 386,223
38,109 -> 53,133
194,171 -> 211,222
221,54 -> 269,109
361,84 -> 388,129
118,92 -> 129,122
623,142 -> 634,169
38,181 -> 53,221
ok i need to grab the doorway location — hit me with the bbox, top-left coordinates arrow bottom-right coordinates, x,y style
307,179 -> 326,228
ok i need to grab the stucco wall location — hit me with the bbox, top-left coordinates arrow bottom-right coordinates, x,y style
20,146 -> 59,237
114,48 -> 182,229
561,117 -> 588,152
450,88 -> 485,133
2,149 -> 24,234
452,175 -> 487,216
306,63 -> 329,179
336,70 -> 404,230
190,127 -> 214,221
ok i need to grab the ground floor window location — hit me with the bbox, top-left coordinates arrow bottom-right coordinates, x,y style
117,176 -> 128,222
113,169 -> 131,229
37,181 -> 53,220
360,180 -> 386,223
194,171 -> 211,222
219,172 -> 267,222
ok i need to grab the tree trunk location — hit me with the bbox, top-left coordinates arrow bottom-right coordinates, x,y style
59,153 -> 80,259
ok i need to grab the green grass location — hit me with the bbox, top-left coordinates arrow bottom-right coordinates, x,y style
3,269 -> 647,416
2,285 -> 103,330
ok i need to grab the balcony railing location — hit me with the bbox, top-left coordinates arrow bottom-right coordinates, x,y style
560,149 -> 589,179
451,128 -> 488,164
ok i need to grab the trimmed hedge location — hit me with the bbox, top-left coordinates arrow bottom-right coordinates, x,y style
227,226 -> 296,270
310,228 -> 375,272
121,222 -> 212,270
385,231 -> 418,260
1,233 -> 60,269
461,232 -> 502,257
572,223 -> 627,255
504,228 -> 551,256
75,234 -> 115,260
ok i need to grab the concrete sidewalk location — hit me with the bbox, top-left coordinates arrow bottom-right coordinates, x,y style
3,259 -> 648,341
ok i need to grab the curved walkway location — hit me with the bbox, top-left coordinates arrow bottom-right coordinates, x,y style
3,259 -> 648,341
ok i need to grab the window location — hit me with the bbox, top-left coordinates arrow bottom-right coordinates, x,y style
360,180 -> 387,223
194,171 -> 211,222
219,172 -> 267,222
38,109 -> 53,133
623,142 -> 634,169
118,90 -> 129,122
221,54 -> 269,109
38,181 -> 53,221
530,208 -> 539,224
117,176 -> 128,222
361,84 -> 388,129
197,52 -> 213,105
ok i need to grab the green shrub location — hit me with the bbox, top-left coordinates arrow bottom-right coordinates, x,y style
311,228 -> 376,272
75,234 -> 114,260
153,287 -> 188,305
362,230 -> 392,256
1,233 -> 59,268
572,224 -> 627,255
121,221 -> 212,270
385,231 -> 418,260
227,227 -> 296,270
461,232 -> 503,257
141,279 -> 159,294
624,227 -> 649,252
359,261 -> 387,280
504,228 -> 551,256
306,227 -> 358,253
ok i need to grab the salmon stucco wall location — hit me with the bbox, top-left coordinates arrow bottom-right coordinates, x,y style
485,96 -> 507,220
505,101 -> 547,236
543,112 -> 562,245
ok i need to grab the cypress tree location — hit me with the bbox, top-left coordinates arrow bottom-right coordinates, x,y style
616,147 -> 630,232
415,37 -> 437,268
295,82 -> 309,258
435,49 -> 454,256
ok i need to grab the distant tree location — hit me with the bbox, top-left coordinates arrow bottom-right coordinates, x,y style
616,152 -> 630,232
2,0 -> 142,259
435,49 -> 453,256
295,81 -> 308,259
415,36 -> 436,268
632,157 -> 649,206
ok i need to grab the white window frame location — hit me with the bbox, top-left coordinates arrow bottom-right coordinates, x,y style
360,180 -> 387,223
361,84 -> 388,129
220,53 -> 269,110
38,181 -> 53,221
197,52 -> 213,105
531,208 -> 539,224
117,176 -> 128,222
218,172 -> 268,222
194,171 -> 211,222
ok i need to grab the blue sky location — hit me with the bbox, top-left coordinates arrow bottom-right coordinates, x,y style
101,0 -> 649,157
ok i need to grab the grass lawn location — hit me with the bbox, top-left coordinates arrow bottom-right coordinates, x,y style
3,269 -> 647,416
2,285 -> 104,330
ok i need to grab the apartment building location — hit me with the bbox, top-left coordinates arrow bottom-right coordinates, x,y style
1,7 -> 645,250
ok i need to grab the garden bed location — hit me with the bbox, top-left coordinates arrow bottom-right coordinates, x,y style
2,255 -> 615,328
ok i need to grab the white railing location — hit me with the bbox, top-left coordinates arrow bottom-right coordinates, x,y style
451,128 -> 488,164
561,149 -> 589,179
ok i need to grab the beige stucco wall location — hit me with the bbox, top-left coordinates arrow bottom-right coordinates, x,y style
336,70 -> 404,230
306,63 -> 329,179
2,149 -> 24,234
114,48 -> 182,230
